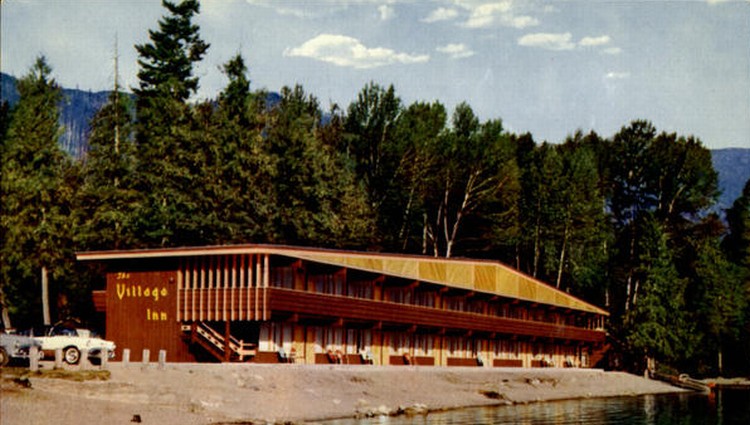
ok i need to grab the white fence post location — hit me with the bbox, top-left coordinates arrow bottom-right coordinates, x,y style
100,349 -> 109,369
54,348 -> 63,369
142,349 -> 150,367
80,348 -> 90,370
158,350 -> 167,369
122,348 -> 130,367
29,346 -> 39,372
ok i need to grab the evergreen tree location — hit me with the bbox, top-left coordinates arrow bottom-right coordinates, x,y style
132,0 -> 210,247
208,54 -> 273,243
265,85 -> 374,247
724,178 -> 750,267
0,56 -> 72,326
624,216 -> 693,370
76,86 -> 138,250
692,237 -> 747,375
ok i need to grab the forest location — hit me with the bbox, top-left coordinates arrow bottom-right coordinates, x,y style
1,0 -> 748,376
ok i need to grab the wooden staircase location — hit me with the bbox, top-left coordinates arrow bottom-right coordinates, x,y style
182,322 -> 256,362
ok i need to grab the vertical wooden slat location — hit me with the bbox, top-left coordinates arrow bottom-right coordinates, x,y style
239,254 -> 245,321
199,257 -> 206,322
255,254 -> 261,321
191,257 -> 197,322
251,254 -> 253,320
207,256 -> 213,321
222,255 -> 228,321
263,253 -> 269,320
231,255 -> 237,321
177,258 -> 183,322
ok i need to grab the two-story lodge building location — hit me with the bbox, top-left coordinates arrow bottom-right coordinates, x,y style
78,244 -> 608,368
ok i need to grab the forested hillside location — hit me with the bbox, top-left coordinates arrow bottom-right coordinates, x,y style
1,0 -> 748,377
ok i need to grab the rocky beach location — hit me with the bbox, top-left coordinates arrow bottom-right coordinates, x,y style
0,362 -> 685,424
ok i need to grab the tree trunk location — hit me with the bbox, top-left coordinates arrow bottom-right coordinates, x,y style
0,289 -> 11,330
556,222 -> 569,289
42,266 -> 51,325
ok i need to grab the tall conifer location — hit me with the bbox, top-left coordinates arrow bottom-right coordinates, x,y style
0,57 -> 71,326
132,0 -> 209,247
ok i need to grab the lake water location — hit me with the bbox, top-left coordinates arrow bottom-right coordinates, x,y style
316,389 -> 750,425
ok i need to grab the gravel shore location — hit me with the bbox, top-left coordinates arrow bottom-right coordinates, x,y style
1,362 -> 684,424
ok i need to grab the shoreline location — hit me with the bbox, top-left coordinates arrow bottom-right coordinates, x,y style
2,362 -> 686,424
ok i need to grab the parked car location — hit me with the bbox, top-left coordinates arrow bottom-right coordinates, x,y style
24,326 -> 115,365
0,331 -> 42,367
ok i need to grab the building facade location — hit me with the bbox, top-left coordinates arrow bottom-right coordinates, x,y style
79,244 -> 608,367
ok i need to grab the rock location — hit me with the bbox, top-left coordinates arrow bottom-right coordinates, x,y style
376,405 -> 390,416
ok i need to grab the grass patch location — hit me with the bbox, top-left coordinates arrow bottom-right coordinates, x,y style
2,367 -> 110,382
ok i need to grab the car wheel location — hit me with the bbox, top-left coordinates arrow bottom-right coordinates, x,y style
63,346 -> 80,365
0,347 -> 8,367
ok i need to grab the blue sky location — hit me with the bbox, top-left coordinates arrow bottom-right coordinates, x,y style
3,0 -> 749,148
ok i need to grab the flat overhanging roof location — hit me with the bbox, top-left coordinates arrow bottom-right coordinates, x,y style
77,244 -> 609,316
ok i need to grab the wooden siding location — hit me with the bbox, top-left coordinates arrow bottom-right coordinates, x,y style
92,290 -> 106,312
105,270 -> 191,362
178,255 -> 269,322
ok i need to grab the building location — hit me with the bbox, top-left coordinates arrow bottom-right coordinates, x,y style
78,244 -> 608,367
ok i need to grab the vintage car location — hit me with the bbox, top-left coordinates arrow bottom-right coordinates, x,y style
25,326 -> 116,365
0,331 -> 43,366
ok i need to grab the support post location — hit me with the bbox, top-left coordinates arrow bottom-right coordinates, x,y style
54,348 -> 63,369
158,350 -> 167,369
142,349 -> 150,366
29,346 -> 39,372
80,348 -> 90,370
122,348 -> 130,366
100,349 -> 109,369
224,321 -> 231,362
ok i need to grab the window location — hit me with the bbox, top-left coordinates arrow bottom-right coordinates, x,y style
270,267 -> 294,289
414,291 -> 435,307
348,281 -> 373,299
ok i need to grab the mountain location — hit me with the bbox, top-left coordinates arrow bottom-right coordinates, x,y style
711,148 -> 750,212
1,72 -> 110,158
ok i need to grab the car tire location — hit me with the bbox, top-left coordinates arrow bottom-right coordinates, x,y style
0,347 -> 8,367
63,346 -> 80,365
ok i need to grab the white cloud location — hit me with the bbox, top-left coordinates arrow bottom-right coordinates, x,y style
602,47 -> 622,55
422,7 -> 459,23
706,0 -> 731,4
518,32 -> 575,51
605,71 -> 630,80
284,34 -> 429,69
462,1 -> 539,29
579,35 -> 611,47
378,5 -> 395,21
437,43 -> 475,59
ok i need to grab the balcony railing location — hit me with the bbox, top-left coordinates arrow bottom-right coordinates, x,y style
178,287 -> 605,343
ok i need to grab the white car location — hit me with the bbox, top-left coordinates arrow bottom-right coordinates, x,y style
25,326 -> 116,365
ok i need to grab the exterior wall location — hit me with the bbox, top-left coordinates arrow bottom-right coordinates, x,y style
106,269 -> 191,362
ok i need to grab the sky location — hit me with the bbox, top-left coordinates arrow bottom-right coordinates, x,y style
2,0 -> 749,148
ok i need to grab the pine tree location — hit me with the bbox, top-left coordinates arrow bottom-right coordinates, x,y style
724,179 -> 750,268
266,85 -> 374,247
0,56 -> 72,326
132,0 -> 210,247
207,54 -> 273,244
624,216 -> 693,370
76,84 -> 138,250
693,237 -> 747,375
